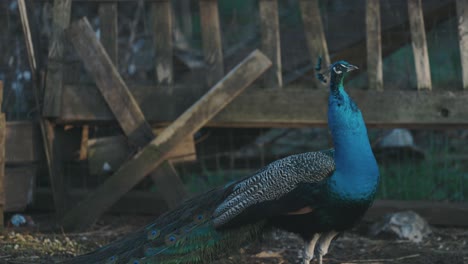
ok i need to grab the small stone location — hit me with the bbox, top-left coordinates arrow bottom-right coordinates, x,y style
369,211 -> 431,243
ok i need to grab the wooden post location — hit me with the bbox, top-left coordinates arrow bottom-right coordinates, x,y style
457,0 -> 468,89
259,0 -> 282,89
43,0 -> 72,117
61,50 -> 271,231
366,0 -> 383,91
79,125 -> 89,160
181,0 -> 193,38
66,17 -> 188,211
408,0 -> 432,90
152,0 -> 173,86
0,82 -> 5,229
299,0 -> 330,88
98,2 -> 118,65
199,0 -> 224,88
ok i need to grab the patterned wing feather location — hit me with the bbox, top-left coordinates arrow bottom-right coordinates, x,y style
212,151 -> 335,227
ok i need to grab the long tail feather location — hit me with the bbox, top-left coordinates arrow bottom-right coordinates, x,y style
61,186 -> 267,264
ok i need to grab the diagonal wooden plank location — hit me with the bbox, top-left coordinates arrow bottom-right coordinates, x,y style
61,49 -> 271,231
259,0 -> 282,89
366,0 -> 383,91
66,17 -> 154,147
66,17 -> 187,210
457,0 -> 468,89
408,0 -> 432,90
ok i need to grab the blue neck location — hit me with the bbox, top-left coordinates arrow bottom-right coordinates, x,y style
327,80 -> 379,196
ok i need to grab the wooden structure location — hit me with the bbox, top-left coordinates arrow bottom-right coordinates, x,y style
11,0 -> 468,230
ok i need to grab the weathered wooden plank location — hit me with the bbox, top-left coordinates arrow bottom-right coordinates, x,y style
87,132 -> 196,175
408,0 -> 432,90
60,85 -> 468,127
152,0 -> 173,85
259,0 -> 282,89
79,125 -> 89,160
150,162 -> 187,209
33,188 -> 168,215
67,17 -> 188,211
365,200 -> 468,227
299,0 -> 330,88
180,0 -> 193,38
61,50 -> 271,230
98,2 -> 118,65
66,17 -> 154,146
457,0 -> 468,90
366,0 -> 383,91
199,0 -> 224,87
5,121 -> 39,164
18,0 -> 37,75
43,0 -> 72,117
4,166 -> 37,212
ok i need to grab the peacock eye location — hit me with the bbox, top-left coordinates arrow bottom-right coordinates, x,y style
147,229 -> 160,240
165,233 -> 178,245
333,66 -> 342,74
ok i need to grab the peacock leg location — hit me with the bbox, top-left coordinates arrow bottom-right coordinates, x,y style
302,233 -> 321,264
315,230 -> 339,264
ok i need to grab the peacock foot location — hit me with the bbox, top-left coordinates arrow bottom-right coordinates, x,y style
314,230 -> 339,264
302,233 -> 321,264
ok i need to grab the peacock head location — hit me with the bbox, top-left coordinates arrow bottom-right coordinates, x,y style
330,60 -> 358,76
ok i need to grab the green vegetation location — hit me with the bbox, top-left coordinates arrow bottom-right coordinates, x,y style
180,151 -> 468,202
377,154 -> 467,201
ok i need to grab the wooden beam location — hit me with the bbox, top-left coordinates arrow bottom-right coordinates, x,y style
60,85 -> 468,127
365,200 -> 468,227
87,132 -> 196,175
5,121 -> 39,164
150,162 -> 187,209
43,0 -> 72,117
259,0 -> 282,89
457,0 -> 468,90
408,0 -> 432,90
66,17 -> 154,147
98,2 -> 118,65
4,166 -> 37,212
366,0 -> 383,91
152,0 -> 173,85
33,188 -> 168,215
61,49 -> 271,231
299,0 -> 330,88
199,0 -> 224,87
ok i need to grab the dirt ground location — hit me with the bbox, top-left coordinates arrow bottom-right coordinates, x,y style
0,214 -> 466,264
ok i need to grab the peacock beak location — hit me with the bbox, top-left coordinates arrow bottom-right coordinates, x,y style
346,64 -> 359,72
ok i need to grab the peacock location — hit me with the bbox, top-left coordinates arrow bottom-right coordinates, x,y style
61,60 -> 379,264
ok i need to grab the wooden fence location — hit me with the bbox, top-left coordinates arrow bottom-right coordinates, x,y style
14,0 -> 468,230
